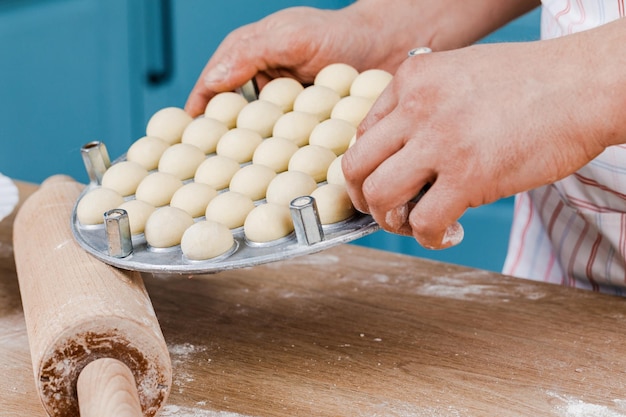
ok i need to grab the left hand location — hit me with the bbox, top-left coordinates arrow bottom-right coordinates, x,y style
342,38 -> 612,249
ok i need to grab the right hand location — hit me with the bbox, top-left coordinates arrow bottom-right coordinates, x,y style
184,5 -> 408,117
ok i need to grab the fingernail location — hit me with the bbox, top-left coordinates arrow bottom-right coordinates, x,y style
385,204 -> 409,231
203,63 -> 229,86
442,221 -> 464,247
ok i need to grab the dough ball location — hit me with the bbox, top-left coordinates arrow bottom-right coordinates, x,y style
272,111 -> 319,147
158,143 -> 206,180
181,117 -> 228,154
216,128 -> 263,163
204,92 -> 248,128
181,220 -> 234,260
258,77 -> 304,112
314,63 -> 359,97
326,154 -> 345,186
76,187 -> 124,225
146,107 -> 193,145
293,85 -> 341,121
170,182 -> 218,218
126,136 -> 170,170
135,172 -> 183,207
309,119 -> 356,156
331,95 -> 374,127
194,155 -> 240,190
310,183 -> 355,224
349,69 -> 393,99
236,99 -> 283,138
117,199 -> 155,235
244,203 -> 294,243
229,164 -> 277,201
101,161 -> 149,197
288,145 -> 336,182
252,137 -> 299,173
144,206 -> 194,248
205,191 -> 255,229
266,171 -> 317,206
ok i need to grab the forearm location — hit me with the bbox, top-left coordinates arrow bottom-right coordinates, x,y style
579,18 -> 626,149
344,0 -> 541,71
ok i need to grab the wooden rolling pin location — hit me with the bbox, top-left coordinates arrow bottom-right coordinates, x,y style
13,175 -> 172,417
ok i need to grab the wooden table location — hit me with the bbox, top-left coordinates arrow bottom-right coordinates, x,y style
2,182 -> 626,417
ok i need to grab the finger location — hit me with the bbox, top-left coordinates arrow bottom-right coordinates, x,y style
362,140 -> 434,233
406,179 -> 467,249
342,91 -> 403,213
184,25 -> 269,116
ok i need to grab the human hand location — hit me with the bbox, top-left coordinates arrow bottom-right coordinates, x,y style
184,5 -> 403,117
342,37 -> 612,249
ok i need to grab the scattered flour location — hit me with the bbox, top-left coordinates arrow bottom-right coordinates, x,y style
548,391 -> 626,417
160,405 -> 259,417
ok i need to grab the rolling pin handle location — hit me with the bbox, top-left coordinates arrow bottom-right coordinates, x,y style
290,196 -> 324,246
77,358 -> 143,417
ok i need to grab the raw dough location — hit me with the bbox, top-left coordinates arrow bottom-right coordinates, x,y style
272,111 -> 319,147
181,117 -> 228,154
144,206 -> 194,248
228,164 -> 277,201
288,145 -> 336,182
170,182 -> 218,218
293,85 -> 341,121
204,91 -> 248,128
310,183 -> 355,224
326,154 -> 345,186
101,161 -> 149,197
194,155 -> 240,190
126,136 -> 170,170
236,99 -> 283,138
252,137 -> 299,173
205,191 -> 255,229
349,69 -> 393,99
134,172 -> 183,207
76,187 -> 124,225
266,171 -> 317,206
331,95 -> 374,127
216,128 -> 263,163
244,203 -> 294,243
314,63 -> 359,97
146,107 -> 193,145
258,77 -> 304,112
181,220 -> 234,260
309,119 -> 356,156
157,143 -> 206,180
117,199 -> 155,235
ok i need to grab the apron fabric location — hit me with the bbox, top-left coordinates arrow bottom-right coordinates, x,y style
502,0 -> 626,294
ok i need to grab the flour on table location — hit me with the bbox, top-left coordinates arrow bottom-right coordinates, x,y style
160,405 -> 259,417
547,391 -> 626,417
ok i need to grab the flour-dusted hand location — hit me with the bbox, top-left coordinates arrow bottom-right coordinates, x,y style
343,21 -> 626,249
184,4 -> 400,117
185,0 -> 540,117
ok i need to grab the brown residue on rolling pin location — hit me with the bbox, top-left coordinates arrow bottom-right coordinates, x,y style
39,331 -> 169,417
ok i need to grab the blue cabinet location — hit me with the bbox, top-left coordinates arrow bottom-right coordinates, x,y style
0,0 -> 353,183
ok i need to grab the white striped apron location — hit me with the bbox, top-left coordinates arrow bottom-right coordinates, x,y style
502,0 -> 626,294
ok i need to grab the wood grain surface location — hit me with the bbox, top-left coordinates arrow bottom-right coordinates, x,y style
2,181 -> 626,417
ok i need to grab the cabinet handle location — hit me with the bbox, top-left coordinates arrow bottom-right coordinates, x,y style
145,0 -> 173,85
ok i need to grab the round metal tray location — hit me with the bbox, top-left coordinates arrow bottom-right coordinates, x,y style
72,189 -> 378,275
